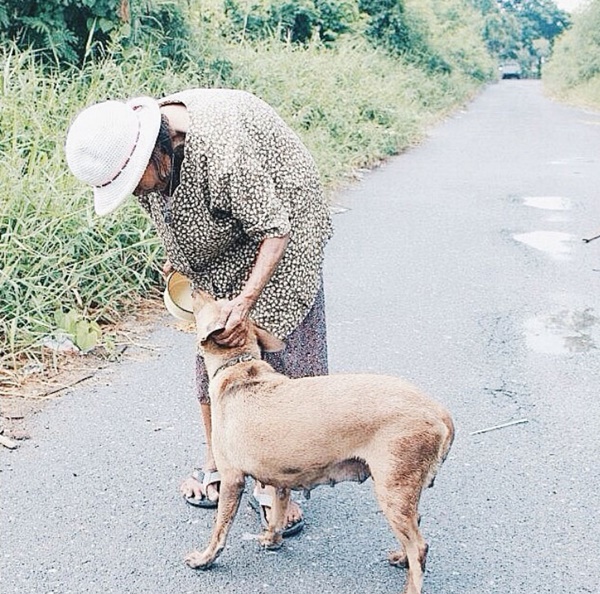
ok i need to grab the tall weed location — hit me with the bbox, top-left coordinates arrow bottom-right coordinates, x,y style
221,37 -> 482,186
0,44 -> 228,368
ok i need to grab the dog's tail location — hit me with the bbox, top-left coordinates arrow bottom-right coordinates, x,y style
425,411 -> 455,489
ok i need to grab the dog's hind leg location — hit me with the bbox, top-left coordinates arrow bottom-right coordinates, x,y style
370,459 -> 430,594
375,481 -> 427,594
185,470 -> 246,570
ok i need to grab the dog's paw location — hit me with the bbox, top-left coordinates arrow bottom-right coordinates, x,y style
258,532 -> 283,550
184,550 -> 214,570
388,549 -> 408,568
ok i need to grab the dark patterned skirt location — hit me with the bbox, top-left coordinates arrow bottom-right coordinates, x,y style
196,284 -> 328,403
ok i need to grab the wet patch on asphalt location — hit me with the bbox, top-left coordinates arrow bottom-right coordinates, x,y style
511,195 -> 575,259
513,231 -> 574,260
524,308 -> 599,354
522,196 -> 572,211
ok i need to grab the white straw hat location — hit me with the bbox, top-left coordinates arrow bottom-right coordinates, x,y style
65,97 -> 161,216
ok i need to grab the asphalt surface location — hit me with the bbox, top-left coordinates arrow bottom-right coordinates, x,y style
2,80 -> 600,594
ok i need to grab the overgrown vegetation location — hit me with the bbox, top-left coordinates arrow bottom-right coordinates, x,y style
543,0 -> 600,108
0,0 -> 193,64
222,0 -> 357,44
1,0 -> 495,377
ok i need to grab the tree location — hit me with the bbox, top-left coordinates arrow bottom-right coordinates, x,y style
501,0 -> 569,43
474,0 -> 571,76
481,7 -> 522,59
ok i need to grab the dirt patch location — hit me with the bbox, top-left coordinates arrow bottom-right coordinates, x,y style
0,298 -> 195,449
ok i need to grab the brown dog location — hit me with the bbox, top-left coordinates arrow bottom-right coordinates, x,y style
185,291 -> 454,594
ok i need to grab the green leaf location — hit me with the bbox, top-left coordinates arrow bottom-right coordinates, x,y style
98,18 -> 116,33
75,320 -> 101,352
62,310 -> 80,335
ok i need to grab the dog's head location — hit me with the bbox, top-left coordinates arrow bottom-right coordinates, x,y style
192,290 -> 284,353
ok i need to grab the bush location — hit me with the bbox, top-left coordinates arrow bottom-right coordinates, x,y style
0,0 -> 193,65
544,0 -> 600,106
222,0 -> 356,44
358,0 -> 451,73
420,0 -> 494,81
220,37 -> 486,186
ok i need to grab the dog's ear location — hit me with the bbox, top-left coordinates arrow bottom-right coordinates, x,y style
197,319 -> 227,344
192,291 -> 225,343
254,325 -> 285,353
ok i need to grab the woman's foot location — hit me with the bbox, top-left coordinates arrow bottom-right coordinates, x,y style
251,484 -> 305,537
180,467 -> 220,508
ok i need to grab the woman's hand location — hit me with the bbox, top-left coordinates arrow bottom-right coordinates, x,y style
206,235 -> 290,348
213,295 -> 254,347
162,260 -> 174,277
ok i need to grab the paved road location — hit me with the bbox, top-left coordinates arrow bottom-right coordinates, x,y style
2,81 -> 600,594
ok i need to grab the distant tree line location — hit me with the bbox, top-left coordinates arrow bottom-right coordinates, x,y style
0,0 -> 571,77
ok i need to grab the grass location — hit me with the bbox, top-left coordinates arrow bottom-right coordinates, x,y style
0,31 -> 486,378
544,68 -> 600,110
223,38 -> 482,187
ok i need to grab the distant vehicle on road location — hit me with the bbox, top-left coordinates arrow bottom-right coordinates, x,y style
499,62 -> 522,79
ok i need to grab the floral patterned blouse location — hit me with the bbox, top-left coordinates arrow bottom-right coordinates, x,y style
138,89 -> 332,339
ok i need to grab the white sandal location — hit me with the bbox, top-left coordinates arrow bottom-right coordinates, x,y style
249,487 -> 305,537
184,470 -> 221,508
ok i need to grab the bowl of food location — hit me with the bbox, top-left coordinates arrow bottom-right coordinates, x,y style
163,271 -> 195,322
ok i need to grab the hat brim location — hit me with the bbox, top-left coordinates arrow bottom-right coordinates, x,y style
93,97 -> 161,216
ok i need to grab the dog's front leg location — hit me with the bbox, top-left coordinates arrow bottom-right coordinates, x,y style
185,470 -> 245,570
258,487 -> 290,550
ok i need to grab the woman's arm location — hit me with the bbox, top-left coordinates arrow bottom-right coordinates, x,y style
215,234 -> 290,346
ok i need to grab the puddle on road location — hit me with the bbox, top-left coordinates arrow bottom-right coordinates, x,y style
523,196 -> 572,211
525,309 -> 599,354
544,214 -> 570,223
578,120 -> 600,127
330,204 -> 350,215
513,231 -> 573,259
548,157 -> 597,165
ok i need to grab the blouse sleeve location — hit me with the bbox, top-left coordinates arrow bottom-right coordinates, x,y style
215,148 -> 291,241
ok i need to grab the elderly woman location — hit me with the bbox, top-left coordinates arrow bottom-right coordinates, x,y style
65,88 -> 332,536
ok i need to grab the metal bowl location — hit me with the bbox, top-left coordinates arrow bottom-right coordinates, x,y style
163,272 -> 194,322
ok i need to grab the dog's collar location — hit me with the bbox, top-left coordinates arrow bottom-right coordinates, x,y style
211,353 -> 257,380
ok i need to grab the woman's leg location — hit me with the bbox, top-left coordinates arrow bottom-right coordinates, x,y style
254,284 -> 328,532
180,355 -> 220,505
263,284 -> 328,378
184,283 -> 328,517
